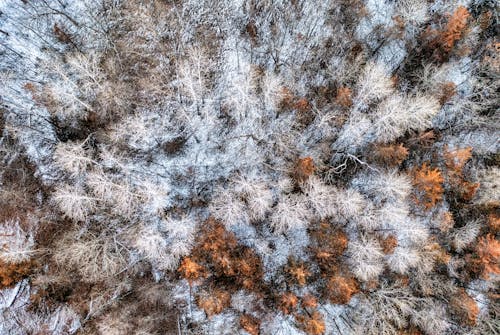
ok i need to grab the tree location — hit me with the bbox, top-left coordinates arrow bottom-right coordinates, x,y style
296,311 -> 325,335
412,163 -> 444,210
53,139 -> 93,177
347,236 -> 384,282
354,62 -> 394,110
52,184 -> 96,222
439,6 -> 471,53
270,195 -> 311,233
475,234 -> 500,279
302,177 -> 337,219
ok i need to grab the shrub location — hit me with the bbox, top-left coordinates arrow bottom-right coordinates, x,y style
53,232 -> 127,282
270,195 -> 311,233
53,140 -> 93,177
302,177 -> 337,219
354,63 -> 394,109
0,219 -> 35,264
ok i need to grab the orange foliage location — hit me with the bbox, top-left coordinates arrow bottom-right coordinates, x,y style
190,218 -> 263,291
301,294 -> 318,309
380,235 -> 398,254
371,143 -> 408,166
326,275 -> 359,305
444,146 -> 480,201
0,260 -> 33,289
294,157 -> 316,183
178,257 -> 206,284
412,163 -> 444,210
296,311 -> 325,335
335,87 -> 353,107
488,213 -> 500,233
439,211 -> 455,232
440,6 -> 470,53
279,87 -> 295,110
439,82 -> 457,104
409,130 -> 436,149
479,11 -> 493,30
294,98 -> 311,113
476,234 -> 500,279
240,314 -> 261,335
444,146 -> 472,171
311,223 -> 348,273
460,181 -> 480,201
425,242 -> 451,265
279,292 -> 298,314
287,259 -> 311,286
196,288 -> 231,317
53,23 -> 73,44
451,289 -> 480,326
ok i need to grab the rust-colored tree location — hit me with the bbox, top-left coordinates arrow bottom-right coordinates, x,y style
488,213 -> 500,233
183,218 -> 263,291
370,143 -> 408,166
240,314 -> 261,335
335,87 -> 353,107
439,82 -> 457,105
311,222 -> 348,275
286,258 -> 311,286
294,98 -> 311,113
412,163 -> 444,210
439,6 -> 470,53
293,157 -> 316,183
380,235 -> 398,254
196,288 -> 231,317
424,6 -> 471,60
450,288 -> 480,326
301,294 -> 318,309
443,146 -> 480,201
278,292 -> 298,314
325,275 -> 359,304
0,260 -> 33,289
178,257 -> 207,285
475,234 -> 500,279
296,310 -> 326,335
